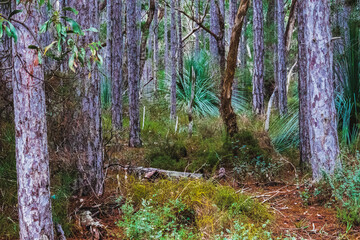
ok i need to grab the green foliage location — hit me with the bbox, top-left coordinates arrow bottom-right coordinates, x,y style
51,171 -> 77,236
269,101 -> 299,153
324,151 -> 360,226
0,123 -> 18,239
118,198 -> 199,240
228,130 -> 280,181
176,51 -> 219,117
117,177 -> 273,239
335,21 -> 360,145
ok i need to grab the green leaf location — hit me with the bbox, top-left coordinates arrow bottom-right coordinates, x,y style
38,51 -> 43,65
8,10 -> 23,19
28,45 -> 39,50
0,21 -> 3,39
6,21 -> 18,43
40,20 -> 49,33
84,27 -> 98,32
38,0 -> 45,7
62,17 -> 82,35
68,53 -> 75,72
44,41 -> 57,55
62,7 -> 78,15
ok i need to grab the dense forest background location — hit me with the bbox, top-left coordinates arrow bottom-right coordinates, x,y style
0,0 -> 360,239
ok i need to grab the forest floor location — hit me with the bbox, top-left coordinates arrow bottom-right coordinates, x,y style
65,144 -> 359,240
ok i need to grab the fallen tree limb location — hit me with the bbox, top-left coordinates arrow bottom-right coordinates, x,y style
105,164 -> 203,179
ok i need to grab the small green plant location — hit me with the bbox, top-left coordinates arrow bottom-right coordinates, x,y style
118,198 -> 198,239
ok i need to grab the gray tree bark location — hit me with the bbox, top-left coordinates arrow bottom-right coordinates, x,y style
298,0 -> 310,167
177,0 -> 184,79
12,2 -> 54,239
252,0 -> 265,115
195,0 -> 200,54
153,0 -> 159,91
68,0 -> 104,196
108,0 -> 124,130
210,0 -> 219,59
298,0 -> 340,180
164,5 -> 169,76
170,0 -> 177,120
276,0 -> 287,115
127,0 -> 142,147
229,0 -> 238,42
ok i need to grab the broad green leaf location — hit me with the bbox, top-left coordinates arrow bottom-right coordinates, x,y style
62,17 -> 82,35
6,21 -> 18,43
8,10 -> 22,19
62,7 -> 78,15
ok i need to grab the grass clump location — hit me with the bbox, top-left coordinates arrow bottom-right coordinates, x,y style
117,176 -> 273,239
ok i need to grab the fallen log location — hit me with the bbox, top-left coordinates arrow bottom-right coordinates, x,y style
105,164 -> 203,179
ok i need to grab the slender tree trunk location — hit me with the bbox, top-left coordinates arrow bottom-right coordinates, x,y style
127,0 -> 142,147
177,0 -> 184,79
298,0 -> 340,180
164,5 -> 169,76
285,0 -> 297,53
195,0 -> 200,54
210,0 -> 220,60
109,0 -> 124,130
229,0 -> 238,43
139,0 -> 155,82
170,0 -> 177,120
69,0 -> 104,195
252,0 -> 265,115
220,0 -> 250,137
153,1 -> 159,91
298,1 -> 310,167
12,2 -> 54,239
276,0 -> 287,115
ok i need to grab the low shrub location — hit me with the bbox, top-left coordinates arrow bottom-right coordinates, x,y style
116,176 -> 273,239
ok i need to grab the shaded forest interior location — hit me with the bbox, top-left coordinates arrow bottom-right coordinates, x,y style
0,0 -> 360,239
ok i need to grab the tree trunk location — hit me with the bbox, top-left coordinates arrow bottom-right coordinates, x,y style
194,0 -> 200,54
164,5 -> 169,76
276,0 -> 287,115
177,0 -> 184,79
127,0 -> 142,147
12,2 -> 54,239
153,1 -> 159,91
252,0 -> 265,115
109,0 -> 124,130
69,0 -> 104,195
210,0 -> 219,60
285,0 -> 297,53
229,0 -> 238,44
139,0 -> 155,82
298,0 -> 310,167
220,0 -> 250,137
298,0 -> 340,180
170,0 -> 177,120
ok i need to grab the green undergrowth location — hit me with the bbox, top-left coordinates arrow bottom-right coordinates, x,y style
139,106 -> 282,181
0,121 -> 76,238
116,176 -> 273,239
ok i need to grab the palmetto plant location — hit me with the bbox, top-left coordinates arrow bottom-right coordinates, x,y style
335,21 -> 360,145
176,51 -> 249,117
176,51 -> 219,117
